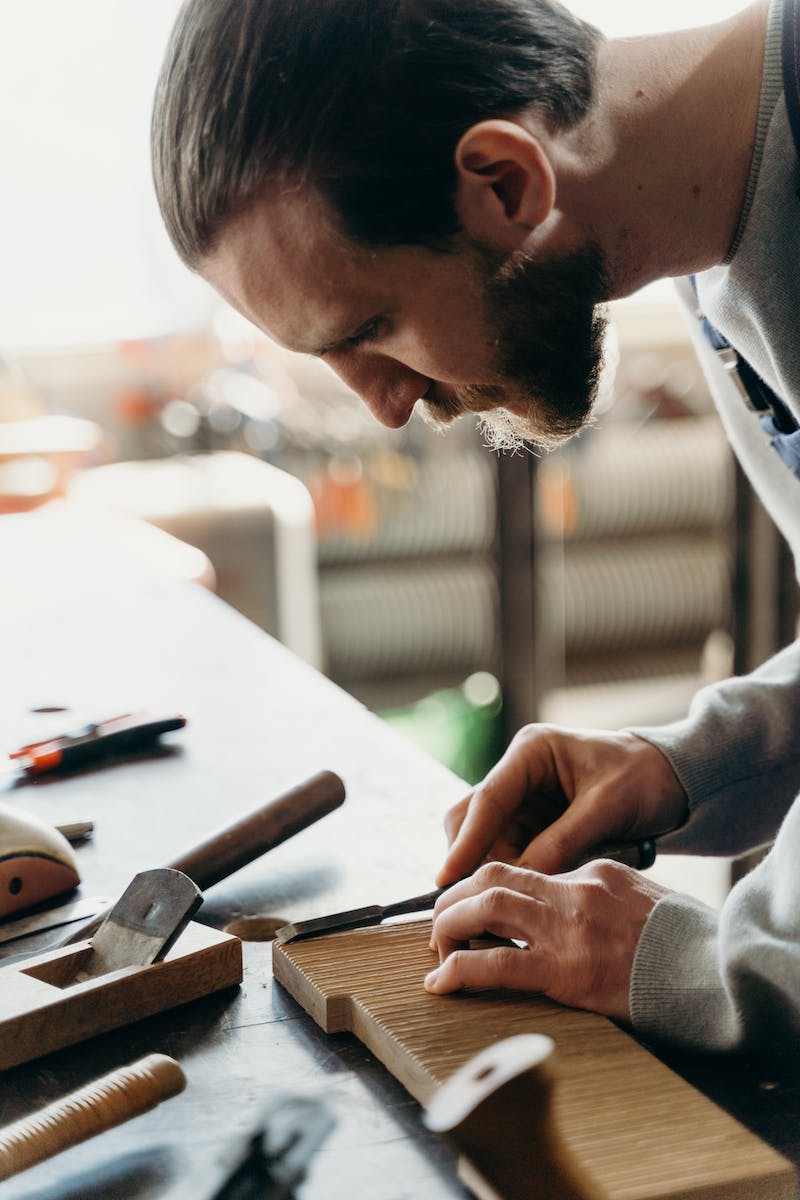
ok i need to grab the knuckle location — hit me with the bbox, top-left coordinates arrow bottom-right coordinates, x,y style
584,859 -> 619,885
573,875 -> 607,909
578,858 -> 634,888
474,861 -> 510,890
443,949 -> 469,985
510,722 -> 547,750
479,886 -> 510,919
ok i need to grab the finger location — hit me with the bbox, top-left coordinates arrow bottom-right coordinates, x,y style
428,872 -> 484,952
425,943 -> 544,995
442,793 -> 471,848
437,795 -> 503,887
432,884 -> 550,962
428,870 -> 492,953
436,750 -> 537,886
432,863 -> 541,926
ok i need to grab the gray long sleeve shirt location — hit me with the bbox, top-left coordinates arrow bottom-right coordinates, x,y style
628,0 -> 800,1052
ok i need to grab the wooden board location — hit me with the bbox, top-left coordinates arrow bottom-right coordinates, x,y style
0,922 -> 242,1070
273,919 -> 796,1200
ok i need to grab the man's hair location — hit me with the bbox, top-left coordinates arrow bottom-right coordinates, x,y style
152,0 -> 602,268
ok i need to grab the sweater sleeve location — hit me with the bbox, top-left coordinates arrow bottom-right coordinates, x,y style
630,791 -> 800,1051
626,637 -> 800,857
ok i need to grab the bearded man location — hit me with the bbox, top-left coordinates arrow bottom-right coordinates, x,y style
152,0 -> 800,1055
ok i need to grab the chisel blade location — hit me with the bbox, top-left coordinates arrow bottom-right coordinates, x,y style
274,888 -> 445,945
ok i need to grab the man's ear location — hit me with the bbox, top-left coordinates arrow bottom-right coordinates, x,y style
454,119 -> 556,248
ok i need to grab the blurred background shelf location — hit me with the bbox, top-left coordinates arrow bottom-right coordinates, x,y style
4,299 -> 753,779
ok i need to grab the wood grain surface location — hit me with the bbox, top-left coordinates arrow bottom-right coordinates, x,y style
274,919 -> 796,1200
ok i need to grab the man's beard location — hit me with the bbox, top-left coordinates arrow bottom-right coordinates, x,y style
420,240 -> 610,453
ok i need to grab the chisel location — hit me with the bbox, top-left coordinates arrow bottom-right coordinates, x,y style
275,888 -> 446,945
275,838 -> 657,945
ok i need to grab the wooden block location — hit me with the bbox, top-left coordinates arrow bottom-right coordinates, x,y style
273,919 -> 796,1200
0,922 -> 242,1070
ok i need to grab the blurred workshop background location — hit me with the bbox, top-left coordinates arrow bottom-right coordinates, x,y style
2,1 -> 797,905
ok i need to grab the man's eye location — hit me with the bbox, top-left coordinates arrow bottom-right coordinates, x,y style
318,318 -> 385,359
345,319 -> 382,349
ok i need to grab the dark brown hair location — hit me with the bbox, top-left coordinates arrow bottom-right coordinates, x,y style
152,0 -> 602,267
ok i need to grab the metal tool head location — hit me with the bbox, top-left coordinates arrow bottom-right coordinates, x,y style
204,1092 -> 335,1200
275,888 -> 445,946
274,905 -> 385,946
78,867 -> 202,980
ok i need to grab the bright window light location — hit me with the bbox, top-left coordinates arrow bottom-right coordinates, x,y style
0,1 -> 214,352
573,0 -> 749,34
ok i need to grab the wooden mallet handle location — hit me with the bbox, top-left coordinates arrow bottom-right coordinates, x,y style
58,770 -> 346,950
0,1053 -> 186,1180
167,769 -> 346,890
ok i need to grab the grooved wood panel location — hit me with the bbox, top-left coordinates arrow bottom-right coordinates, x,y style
273,919 -> 796,1200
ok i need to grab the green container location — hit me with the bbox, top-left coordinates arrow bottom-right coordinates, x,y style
379,673 -> 503,785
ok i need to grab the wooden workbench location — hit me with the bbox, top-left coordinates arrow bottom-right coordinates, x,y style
0,571 -> 798,1199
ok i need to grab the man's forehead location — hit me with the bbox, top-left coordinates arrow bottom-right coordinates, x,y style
203,193 -> 382,354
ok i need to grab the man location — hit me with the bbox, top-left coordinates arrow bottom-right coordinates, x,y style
152,0 -> 800,1054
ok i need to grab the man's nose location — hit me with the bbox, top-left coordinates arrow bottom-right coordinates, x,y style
328,355 -> 431,428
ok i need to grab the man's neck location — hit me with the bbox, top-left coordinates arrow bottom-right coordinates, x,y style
540,1 -> 771,297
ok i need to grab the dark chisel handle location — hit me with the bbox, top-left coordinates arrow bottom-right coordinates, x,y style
382,889 -> 447,919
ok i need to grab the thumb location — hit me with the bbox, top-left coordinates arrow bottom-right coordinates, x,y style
517,799 -> 613,874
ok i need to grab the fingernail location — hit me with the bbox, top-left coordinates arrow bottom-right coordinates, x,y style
424,969 -> 441,992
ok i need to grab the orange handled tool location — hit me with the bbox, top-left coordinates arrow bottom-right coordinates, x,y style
6,712 -> 186,779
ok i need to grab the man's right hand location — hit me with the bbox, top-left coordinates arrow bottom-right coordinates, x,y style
436,726 -> 688,886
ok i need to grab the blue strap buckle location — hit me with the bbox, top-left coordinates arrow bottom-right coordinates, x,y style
760,413 -> 800,479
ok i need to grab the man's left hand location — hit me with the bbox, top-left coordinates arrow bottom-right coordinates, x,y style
425,860 -> 672,1024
